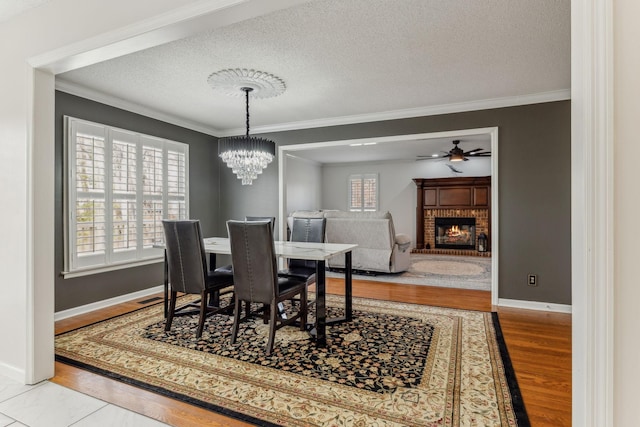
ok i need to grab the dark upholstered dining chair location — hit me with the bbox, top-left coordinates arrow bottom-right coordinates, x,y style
245,216 -> 276,233
216,215 -> 276,310
216,216 -> 275,273
278,217 -> 327,287
162,220 -> 234,338
227,220 -> 307,356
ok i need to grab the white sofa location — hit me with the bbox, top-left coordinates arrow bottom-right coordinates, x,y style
288,210 -> 411,273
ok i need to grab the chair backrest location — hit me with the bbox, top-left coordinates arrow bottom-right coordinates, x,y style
289,217 -> 327,270
162,220 -> 207,294
227,220 -> 277,304
245,216 -> 276,232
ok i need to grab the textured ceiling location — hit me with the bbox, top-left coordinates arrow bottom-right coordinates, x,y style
0,0 -> 50,23
56,0 -> 570,163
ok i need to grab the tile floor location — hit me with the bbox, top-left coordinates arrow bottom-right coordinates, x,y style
0,374 -> 168,427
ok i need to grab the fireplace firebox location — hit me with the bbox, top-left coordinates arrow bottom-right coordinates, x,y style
434,217 -> 476,250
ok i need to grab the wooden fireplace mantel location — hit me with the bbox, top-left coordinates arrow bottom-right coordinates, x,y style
413,176 -> 491,250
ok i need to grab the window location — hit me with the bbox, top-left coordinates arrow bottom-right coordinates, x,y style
348,173 -> 378,212
64,117 -> 189,276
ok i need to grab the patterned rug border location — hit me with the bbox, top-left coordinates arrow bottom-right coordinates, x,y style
55,297 -> 530,426
490,312 -> 530,426
55,353 -> 279,427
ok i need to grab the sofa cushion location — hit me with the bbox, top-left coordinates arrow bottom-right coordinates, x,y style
325,218 -> 394,249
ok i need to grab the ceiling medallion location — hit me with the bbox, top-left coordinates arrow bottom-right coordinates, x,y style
210,69 -> 285,185
207,68 -> 286,99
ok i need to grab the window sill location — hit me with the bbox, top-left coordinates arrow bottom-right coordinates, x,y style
62,257 -> 163,279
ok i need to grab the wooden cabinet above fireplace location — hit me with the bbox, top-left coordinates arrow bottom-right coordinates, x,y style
413,176 -> 491,209
413,176 -> 491,251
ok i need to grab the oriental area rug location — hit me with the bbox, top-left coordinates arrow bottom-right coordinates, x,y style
55,295 -> 529,427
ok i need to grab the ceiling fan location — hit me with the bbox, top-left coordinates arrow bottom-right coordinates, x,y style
417,140 -> 491,162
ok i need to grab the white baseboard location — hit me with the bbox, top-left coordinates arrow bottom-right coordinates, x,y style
498,298 -> 572,313
54,285 -> 164,321
0,361 -> 26,383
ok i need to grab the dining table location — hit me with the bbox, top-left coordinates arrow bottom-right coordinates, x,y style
161,237 -> 358,347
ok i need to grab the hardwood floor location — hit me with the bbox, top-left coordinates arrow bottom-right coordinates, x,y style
52,279 -> 571,426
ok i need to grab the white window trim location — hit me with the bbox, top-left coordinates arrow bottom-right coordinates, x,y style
348,173 -> 379,212
63,116 -> 189,277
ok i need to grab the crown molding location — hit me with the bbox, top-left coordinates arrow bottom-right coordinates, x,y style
220,89 -> 571,136
55,79 -> 221,136
57,78 -> 570,139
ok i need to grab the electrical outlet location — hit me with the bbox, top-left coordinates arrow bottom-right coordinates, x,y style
527,274 -> 537,286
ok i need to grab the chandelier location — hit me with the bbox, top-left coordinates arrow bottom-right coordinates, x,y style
208,69 -> 285,185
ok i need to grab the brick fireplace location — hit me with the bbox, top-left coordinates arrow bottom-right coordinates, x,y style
413,177 -> 491,256
424,209 -> 489,252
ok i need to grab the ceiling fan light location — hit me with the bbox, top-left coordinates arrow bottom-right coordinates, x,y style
450,153 -> 464,162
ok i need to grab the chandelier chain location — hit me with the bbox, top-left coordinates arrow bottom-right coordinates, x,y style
245,87 -> 251,138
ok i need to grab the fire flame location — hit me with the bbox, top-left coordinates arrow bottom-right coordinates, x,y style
447,225 -> 462,237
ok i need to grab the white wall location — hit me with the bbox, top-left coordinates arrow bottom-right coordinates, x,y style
614,0 -> 640,423
321,158 -> 491,244
285,155 -> 322,213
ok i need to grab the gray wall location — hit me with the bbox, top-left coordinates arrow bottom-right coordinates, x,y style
55,91 -> 220,311
220,101 -> 571,304
286,156 -> 323,213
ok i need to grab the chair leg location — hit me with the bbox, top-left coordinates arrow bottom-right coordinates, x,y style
196,289 -> 208,338
263,304 -> 270,324
266,300 -> 278,356
300,288 -> 308,331
165,290 -> 178,332
230,298 -> 242,345
208,289 -> 220,308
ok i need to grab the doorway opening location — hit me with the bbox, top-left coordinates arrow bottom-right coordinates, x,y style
278,127 -> 499,305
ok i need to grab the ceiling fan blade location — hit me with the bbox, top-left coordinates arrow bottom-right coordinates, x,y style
417,151 -> 452,159
416,157 -> 448,162
464,148 -> 484,155
446,164 -> 463,173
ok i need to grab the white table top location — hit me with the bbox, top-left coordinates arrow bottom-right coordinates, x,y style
203,237 -> 357,261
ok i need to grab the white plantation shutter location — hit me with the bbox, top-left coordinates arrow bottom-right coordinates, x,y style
111,130 -> 137,263
71,121 -> 107,269
363,175 -> 377,210
348,174 -> 378,212
141,139 -> 164,255
65,117 -> 189,275
167,148 -> 187,220
349,178 -> 362,210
